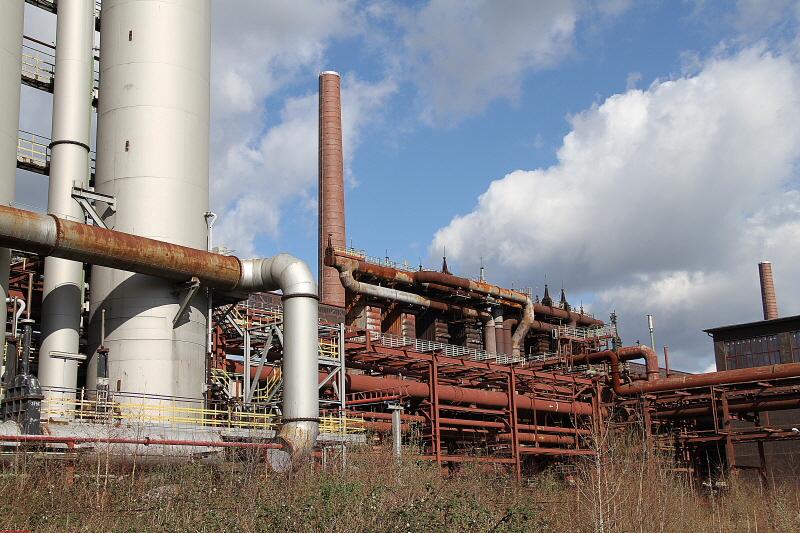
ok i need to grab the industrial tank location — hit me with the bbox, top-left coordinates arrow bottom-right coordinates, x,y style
89,0 -> 212,400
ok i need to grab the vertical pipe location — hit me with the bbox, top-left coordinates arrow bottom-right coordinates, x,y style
493,308 -> 505,354
758,261 -> 778,320
663,346 -> 670,377
647,314 -> 655,351
38,0 -> 95,401
483,311 -> 496,353
318,71 -> 346,307
90,0 -> 211,400
391,404 -> 403,459
0,0 -> 24,336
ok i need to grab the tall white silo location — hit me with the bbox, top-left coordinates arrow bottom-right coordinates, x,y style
89,0 -> 211,400
0,0 -> 23,334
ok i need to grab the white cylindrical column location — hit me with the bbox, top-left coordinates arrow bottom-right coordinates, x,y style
90,0 -> 211,400
0,0 -> 24,334
38,0 -> 95,401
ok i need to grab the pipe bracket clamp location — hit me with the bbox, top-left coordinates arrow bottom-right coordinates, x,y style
280,417 -> 321,423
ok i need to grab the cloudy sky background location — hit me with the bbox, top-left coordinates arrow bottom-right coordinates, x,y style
17,1 -> 800,373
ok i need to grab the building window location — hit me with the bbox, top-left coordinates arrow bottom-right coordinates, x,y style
791,332 -> 800,363
724,335 -> 781,369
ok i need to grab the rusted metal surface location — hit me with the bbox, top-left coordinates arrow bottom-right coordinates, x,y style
344,373 -> 593,415
329,251 -> 603,326
618,345 -> 660,381
318,71 -> 346,307
575,348 -> 800,395
0,205 -> 242,290
335,256 -> 491,319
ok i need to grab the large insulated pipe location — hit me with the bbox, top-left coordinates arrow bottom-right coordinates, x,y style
90,0 -> 212,400
759,261 -> 778,320
38,0 -> 95,401
0,0 -> 24,335
318,71 -> 346,307
0,205 -> 320,469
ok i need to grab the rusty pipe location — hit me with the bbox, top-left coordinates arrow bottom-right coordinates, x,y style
0,205 -> 242,290
622,361 -> 800,394
497,432 -> 575,445
345,373 -> 592,416
575,349 -> 800,395
335,257 -> 490,320
618,345 -> 660,381
0,434 -> 282,449
327,254 -> 603,326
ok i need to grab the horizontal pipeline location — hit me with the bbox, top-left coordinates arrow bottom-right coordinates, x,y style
0,434 -> 283,449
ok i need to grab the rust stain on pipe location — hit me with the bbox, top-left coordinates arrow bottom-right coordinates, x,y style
573,349 -> 800,395
0,205 -> 242,290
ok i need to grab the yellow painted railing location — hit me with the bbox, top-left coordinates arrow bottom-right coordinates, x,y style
40,395 -> 364,435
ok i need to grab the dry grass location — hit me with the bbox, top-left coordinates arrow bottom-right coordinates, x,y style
0,437 -> 798,533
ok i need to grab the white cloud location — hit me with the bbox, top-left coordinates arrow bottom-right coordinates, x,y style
399,0 -> 579,123
431,46 -> 800,371
212,76 -> 397,257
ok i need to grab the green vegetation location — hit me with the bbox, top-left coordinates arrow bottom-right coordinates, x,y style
0,440 -> 798,532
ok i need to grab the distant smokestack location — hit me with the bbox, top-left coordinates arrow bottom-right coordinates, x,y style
758,261 -> 778,320
318,71 -> 346,307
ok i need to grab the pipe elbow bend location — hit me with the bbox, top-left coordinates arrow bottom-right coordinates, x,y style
238,254 -> 318,297
264,253 -> 318,298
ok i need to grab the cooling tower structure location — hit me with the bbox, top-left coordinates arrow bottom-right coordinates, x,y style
88,0 -> 212,400
0,0 -> 23,332
318,71 -> 346,308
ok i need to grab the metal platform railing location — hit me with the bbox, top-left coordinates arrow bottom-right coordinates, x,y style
40,388 -> 364,435
21,37 -> 55,91
17,130 -> 49,173
17,130 -> 97,177
351,331 -> 528,365
556,323 -> 617,340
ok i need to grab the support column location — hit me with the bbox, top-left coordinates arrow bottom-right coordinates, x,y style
508,368 -> 521,480
0,0 -> 24,335
38,0 -> 95,402
429,356 -> 441,466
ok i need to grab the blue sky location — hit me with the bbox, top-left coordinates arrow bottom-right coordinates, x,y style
18,1 -> 800,373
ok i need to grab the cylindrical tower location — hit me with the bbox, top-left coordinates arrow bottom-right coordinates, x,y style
0,0 -> 23,333
758,261 -> 778,321
89,0 -> 211,400
38,0 -> 95,400
318,71 -> 346,307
